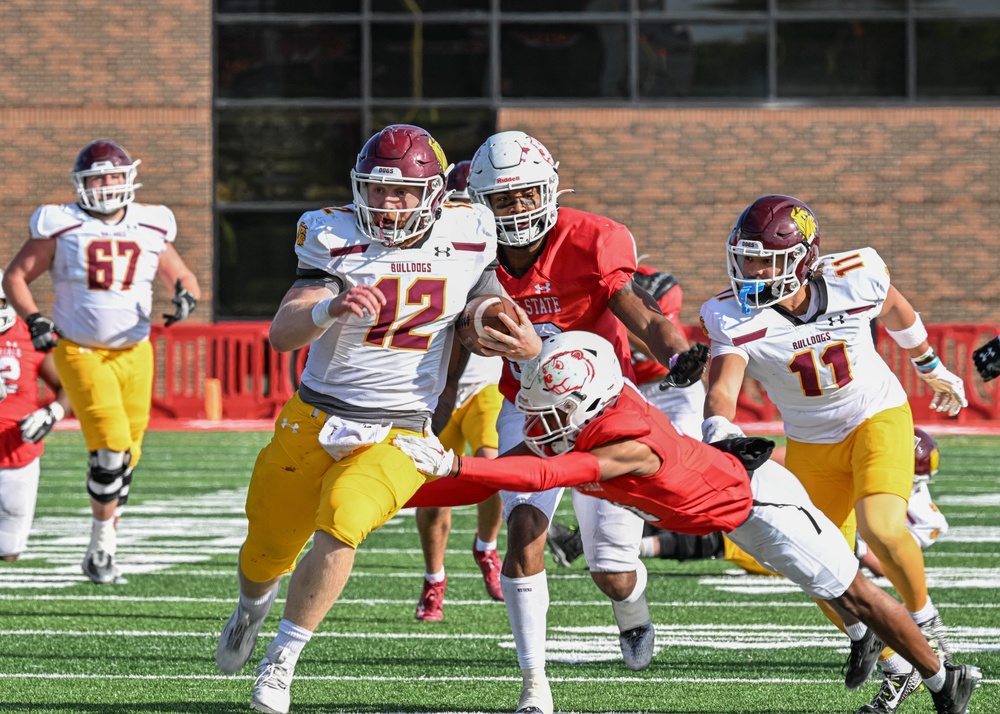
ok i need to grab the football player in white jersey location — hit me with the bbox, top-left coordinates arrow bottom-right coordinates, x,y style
700,195 -> 967,714
213,125 -> 541,714
414,160 -> 506,622
2,139 -> 201,585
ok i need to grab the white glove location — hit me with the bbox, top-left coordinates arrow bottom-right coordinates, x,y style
393,433 -> 457,477
916,363 -> 967,417
19,402 -> 65,443
701,415 -> 747,444
0,378 -> 7,403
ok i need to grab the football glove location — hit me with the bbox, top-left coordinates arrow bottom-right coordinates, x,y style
25,313 -> 60,352
393,433 -> 457,477
701,415 -> 747,444
659,342 -> 709,390
163,279 -> 197,327
0,377 -> 7,403
710,436 -> 775,474
973,335 -> 1000,382
916,362 -> 967,417
19,402 -> 65,443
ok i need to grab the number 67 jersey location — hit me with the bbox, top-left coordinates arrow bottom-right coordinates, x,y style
29,202 -> 176,349
700,247 -> 908,444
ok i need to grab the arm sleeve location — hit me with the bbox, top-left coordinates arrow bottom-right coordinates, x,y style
458,451 -> 603,491
403,477 -> 499,509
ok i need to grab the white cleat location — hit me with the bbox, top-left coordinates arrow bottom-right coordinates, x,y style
250,646 -> 294,714
81,550 -> 126,585
515,676 -> 553,714
216,587 -> 279,674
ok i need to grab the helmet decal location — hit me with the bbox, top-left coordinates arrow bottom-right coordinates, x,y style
790,206 -> 818,242
541,349 -> 595,395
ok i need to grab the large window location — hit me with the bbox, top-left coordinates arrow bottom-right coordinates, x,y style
214,1 -> 1000,317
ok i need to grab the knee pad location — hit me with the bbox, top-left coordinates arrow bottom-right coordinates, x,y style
87,449 -> 132,503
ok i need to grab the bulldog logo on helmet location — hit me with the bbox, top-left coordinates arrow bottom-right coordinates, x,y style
541,349 -> 595,395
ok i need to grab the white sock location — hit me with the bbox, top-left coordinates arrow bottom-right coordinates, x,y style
425,568 -> 445,583
909,596 -> 937,625
611,562 -> 651,631
638,536 -> 657,559
240,588 -> 277,619
89,517 -> 117,556
923,663 -> 947,692
501,571 -> 549,671
270,618 -> 312,661
475,535 -> 496,552
845,622 -> 868,641
880,653 -> 911,675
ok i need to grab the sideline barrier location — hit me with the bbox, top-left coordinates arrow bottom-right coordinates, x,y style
148,322 -> 1000,422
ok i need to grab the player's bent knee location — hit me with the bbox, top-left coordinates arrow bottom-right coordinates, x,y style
86,449 -> 132,503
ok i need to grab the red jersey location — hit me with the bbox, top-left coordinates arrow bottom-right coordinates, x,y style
497,207 -> 636,401
0,320 -> 47,468
631,266 -> 682,385
408,386 -> 754,536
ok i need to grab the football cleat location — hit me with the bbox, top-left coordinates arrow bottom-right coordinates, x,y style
81,549 -> 126,585
930,663 -> 982,714
472,537 -> 504,601
918,613 -> 954,665
216,586 -> 280,674
415,577 -> 446,621
546,521 -> 584,567
515,676 -> 553,714
250,646 -> 295,714
844,628 -> 884,690
855,668 -> 923,713
619,622 -> 656,671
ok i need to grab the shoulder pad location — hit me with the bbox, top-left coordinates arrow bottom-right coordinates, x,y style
30,204 -> 83,239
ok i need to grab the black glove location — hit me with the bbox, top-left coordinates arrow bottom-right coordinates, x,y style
710,437 -> 776,475
973,335 -> 1000,382
163,279 -> 197,327
25,313 -> 60,352
659,342 -> 709,390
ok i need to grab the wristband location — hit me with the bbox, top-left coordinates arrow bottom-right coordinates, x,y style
911,347 -> 941,373
48,402 -> 66,422
886,313 -> 929,350
311,298 -> 337,329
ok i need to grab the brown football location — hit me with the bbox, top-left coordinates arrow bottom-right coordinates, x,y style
456,294 -> 519,356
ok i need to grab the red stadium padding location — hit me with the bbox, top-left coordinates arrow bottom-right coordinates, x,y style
146,322 -> 1000,423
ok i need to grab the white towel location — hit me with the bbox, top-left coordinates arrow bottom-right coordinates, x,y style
317,414 -> 391,461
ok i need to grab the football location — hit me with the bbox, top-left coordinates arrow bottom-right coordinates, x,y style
456,294 -> 519,355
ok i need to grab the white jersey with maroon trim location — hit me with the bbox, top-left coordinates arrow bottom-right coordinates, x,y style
29,202 -> 177,349
296,202 -> 498,413
700,247 -> 907,444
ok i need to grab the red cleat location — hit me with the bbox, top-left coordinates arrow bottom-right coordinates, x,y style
415,577 -> 446,621
472,538 -> 504,602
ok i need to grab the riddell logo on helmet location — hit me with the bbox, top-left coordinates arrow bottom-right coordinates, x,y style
496,176 -> 520,184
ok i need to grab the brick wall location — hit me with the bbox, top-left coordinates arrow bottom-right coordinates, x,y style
0,0 -> 213,321
499,108 -> 1000,325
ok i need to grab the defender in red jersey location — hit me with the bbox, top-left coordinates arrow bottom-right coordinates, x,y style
0,270 -> 71,561
397,332 -> 982,714
466,130 -> 705,713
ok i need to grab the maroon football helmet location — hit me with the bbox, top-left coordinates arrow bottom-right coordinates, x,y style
914,428 -> 940,483
71,140 -> 142,214
726,194 -> 821,313
351,124 -> 448,247
446,160 -> 472,201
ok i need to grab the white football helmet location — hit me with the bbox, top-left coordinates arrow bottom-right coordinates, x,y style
0,270 -> 17,334
351,124 -> 448,247
72,140 -> 142,215
468,131 -> 560,247
517,331 -> 624,457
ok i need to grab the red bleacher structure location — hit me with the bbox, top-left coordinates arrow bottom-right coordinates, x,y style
148,322 -> 1000,424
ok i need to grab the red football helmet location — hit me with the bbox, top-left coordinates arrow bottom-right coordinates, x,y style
71,140 -> 142,214
727,194 -> 820,313
351,124 -> 448,247
914,428 -> 940,483
446,160 -> 472,201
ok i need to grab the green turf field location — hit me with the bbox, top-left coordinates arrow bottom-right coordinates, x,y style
0,431 -> 996,713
